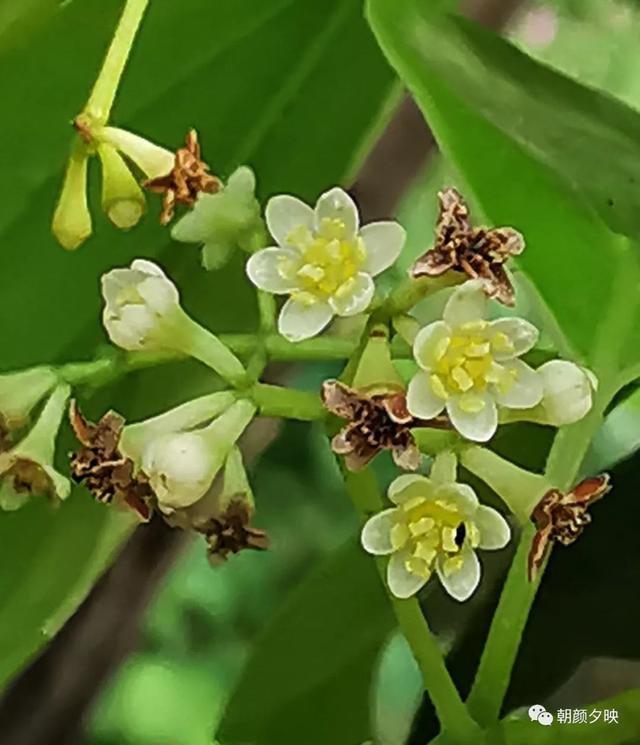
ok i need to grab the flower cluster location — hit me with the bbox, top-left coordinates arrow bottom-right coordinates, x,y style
46,163 -> 609,600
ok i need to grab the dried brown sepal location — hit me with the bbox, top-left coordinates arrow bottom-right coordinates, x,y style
412,188 -> 524,306
69,400 -> 153,521
202,499 -> 270,564
527,473 -> 611,581
321,379 -> 449,472
144,129 -> 221,225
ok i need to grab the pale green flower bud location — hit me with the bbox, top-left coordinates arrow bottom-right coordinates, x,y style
0,366 -> 59,431
0,384 -> 71,510
95,126 -> 174,180
171,166 -> 265,270
101,259 -> 248,385
537,360 -> 595,425
52,145 -> 92,250
141,399 -> 256,513
98,144 -> 145,229
120,390 -> 237,462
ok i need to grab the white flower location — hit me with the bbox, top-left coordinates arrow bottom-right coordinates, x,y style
141,399 -> 255,513
361,452 -> 510,601
536,360 -> 595,425
246,187 -> 406,342
406,280 -> 542,442
101,259 -> 181,351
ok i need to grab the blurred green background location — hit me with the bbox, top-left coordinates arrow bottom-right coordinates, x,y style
3,1 -> 640,744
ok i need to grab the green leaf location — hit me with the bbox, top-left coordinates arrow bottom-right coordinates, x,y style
0,498 -> 133,685
493,688 -> 640,745
368,0 -> 640,242
366,0 -> 640,375
218,539 -> 395,745
0,0 -> 393,687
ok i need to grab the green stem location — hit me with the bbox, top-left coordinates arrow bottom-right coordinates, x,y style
466,406 -> 606,726
265,335 -> 359,361
85,0 -> 151,123
251,383 -> 325,421
345,470 -> 481,744
383,274 -> 463,317
258,291 -> 277,334
177,312 -> 248,387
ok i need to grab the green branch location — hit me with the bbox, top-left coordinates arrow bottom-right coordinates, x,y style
85,0 -> 151,123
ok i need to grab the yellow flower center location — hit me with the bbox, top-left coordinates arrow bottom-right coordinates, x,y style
428,321 -> 517,412
391,495 -> 480,580
278,218 -> 366,304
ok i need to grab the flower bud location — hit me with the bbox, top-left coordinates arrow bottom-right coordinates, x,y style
171,166 -> 265,270
120,390 -> 237,462
101,260 -> 248,384
98,144 -> 145,229
537,360 -> 595,425
0,366 -> 58,432
95,126 -> 174,180
0,384 -> 71,510
141,399 -> 256,513
52,146 -> 92,250
101,259 -> 182,351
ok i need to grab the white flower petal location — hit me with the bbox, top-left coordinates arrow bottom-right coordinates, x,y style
538,360 -> 594,425
130,259 -> 167,278
447,393 -> 498,442
246,248 -> 300,294
475,505 -> 511,550
388,474 -> 434,505
360,221 -> 406,276
407,372 -> 447,420
494,359 -> 543,409
436,549 -> 481,602
265,195 -> 314,249
314,187 -> 359,238
361,509 -> 398,555
329,272 -> 374,316
489,318 -> 539,360
413,321 -> 450,371
277,297 -> 333,342
137,275 -> 180,314
387,550 -> 430,599
443,280 -> 487,327
434,483 -> 479,516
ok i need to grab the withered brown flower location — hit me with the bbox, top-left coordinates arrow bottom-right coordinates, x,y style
321,379 -> 449,472
528,473 -> 611,581
144,129 -> 221,225
201,499 -> 270,564
69,401 -> 153,521
411,188 -> 524,306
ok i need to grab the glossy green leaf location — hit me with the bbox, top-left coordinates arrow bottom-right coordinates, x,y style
0,0 -> 393,687
366,0 -> 640,375
218,540 -> 395,745
369,0 -> 640,242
